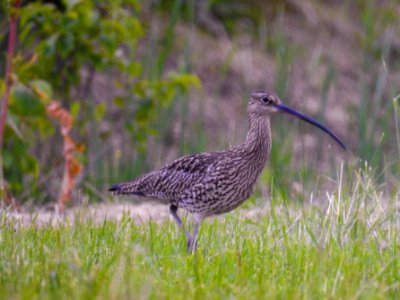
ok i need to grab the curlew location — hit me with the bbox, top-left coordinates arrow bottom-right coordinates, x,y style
109,91 -> 346,252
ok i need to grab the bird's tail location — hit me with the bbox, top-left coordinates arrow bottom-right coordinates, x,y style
108,182 -> 145,196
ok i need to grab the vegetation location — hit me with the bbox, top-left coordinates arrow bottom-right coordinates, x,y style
0,0 -> 200,205
1,166 -> 399,299
0,0 -> 399,298
1,0 -> 399,205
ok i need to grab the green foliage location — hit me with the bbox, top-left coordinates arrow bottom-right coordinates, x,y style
18,0 -> 142,95
0,80 -> 51,194
1,0 -> 200,201
31,79 -> 53,103
2,131 -> 38,193
10,84 -> 46,116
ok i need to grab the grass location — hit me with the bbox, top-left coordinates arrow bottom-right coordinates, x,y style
1,167 -> 399,299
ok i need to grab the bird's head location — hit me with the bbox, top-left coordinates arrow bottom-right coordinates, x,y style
248,90 -> 346,150
248,91 -> 282,116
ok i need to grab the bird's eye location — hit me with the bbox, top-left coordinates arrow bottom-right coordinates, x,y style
262,97 -> 271,104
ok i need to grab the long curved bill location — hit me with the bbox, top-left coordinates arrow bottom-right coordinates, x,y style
276,104 -> 347,150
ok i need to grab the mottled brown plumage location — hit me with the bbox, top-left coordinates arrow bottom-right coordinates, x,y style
110,91 -> 346,252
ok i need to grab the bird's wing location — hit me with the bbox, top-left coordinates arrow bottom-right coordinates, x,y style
174,151 -> 254,217
109,152 -> 221,201
162,151 -> 219,174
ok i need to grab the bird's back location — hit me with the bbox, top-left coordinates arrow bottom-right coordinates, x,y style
109,151 -> 222,202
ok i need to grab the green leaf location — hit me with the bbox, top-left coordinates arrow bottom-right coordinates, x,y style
70,102 -> 81,119
168,73 -> 202,91
31,80 -> 53,103
113,96 -> 125,108
127,62 -> 142,77
95,103 -> 106,121
135,100 -> 154,122
6,115 -> 24,141
2,150 -> 13,169
10,84 -> 46,117
21,154 -> 39,178
43,34 -> 59,57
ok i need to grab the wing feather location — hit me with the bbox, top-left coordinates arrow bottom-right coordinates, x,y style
109,152 -> 221,202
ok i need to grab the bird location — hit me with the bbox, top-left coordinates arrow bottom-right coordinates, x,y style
109,91 -> 346,252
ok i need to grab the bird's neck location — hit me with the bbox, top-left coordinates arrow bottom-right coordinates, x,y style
241,113 -> 272,159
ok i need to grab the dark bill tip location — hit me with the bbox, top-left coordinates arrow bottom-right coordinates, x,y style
276,104 -> 347,150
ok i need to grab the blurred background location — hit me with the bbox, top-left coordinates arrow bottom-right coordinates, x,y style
0,0 -> 399,207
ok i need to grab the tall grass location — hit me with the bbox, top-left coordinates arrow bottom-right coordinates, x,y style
356,2 -> 399,176
393,94 -> 400,162
82,0 -> 400,203
261,1 -> 399,196
1,165 -> 398,299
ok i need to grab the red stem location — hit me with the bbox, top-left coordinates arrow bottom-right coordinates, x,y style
0,0 -> 21,149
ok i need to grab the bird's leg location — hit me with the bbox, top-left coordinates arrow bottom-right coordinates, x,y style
187,214 -> 204,254
188,218 -> 202,253
169,205 -> 192,244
